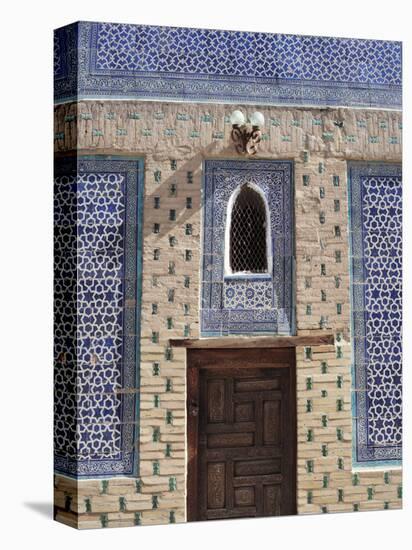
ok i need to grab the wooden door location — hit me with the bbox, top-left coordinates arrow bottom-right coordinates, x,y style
187,348 -> 296,521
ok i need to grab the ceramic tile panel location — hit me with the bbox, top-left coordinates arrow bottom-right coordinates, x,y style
348,162 -> 402,465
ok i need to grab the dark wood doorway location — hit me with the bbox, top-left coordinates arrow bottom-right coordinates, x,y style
187,347 -> 296,521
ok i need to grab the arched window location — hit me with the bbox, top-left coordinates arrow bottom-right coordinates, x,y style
228,184 -> 269,274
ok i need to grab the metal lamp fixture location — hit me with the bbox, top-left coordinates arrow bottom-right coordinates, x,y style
230,110 -> 265,155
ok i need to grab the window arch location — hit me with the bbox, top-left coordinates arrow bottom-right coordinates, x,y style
226,184 -> 270,275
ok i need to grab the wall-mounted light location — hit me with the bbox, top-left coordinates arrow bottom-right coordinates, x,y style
230,110 -> 265,155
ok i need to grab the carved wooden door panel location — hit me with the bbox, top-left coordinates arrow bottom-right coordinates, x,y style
187,348 -> 296,521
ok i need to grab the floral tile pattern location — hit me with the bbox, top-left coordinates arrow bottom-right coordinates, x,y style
54,22 -> 401,108
349,162 -> 402,465
201,160 -> 293,336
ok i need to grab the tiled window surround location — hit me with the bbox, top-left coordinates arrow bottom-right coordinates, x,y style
201,159 -> 294,336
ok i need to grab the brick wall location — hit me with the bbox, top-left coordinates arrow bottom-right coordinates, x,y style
54,101 -> 402,528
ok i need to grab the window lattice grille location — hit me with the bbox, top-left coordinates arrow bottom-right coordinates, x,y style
230,185 -> 268,273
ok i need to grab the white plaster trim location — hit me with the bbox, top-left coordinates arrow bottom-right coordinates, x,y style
224,182 -> 272,278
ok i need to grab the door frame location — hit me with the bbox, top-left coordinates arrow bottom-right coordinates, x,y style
186,347 -> 297,522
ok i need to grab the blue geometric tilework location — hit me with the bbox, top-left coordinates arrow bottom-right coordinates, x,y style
201,160 -> 293,336
54,22 -> 401,109
348,162 -> 402,466
54,156 -> 143,477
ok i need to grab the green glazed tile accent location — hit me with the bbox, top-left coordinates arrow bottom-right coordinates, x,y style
101,480 -> 109,494
169,511 -> 176,523
85,498 -> 92,513
322,132 -> 334,141
64,495 -> 72,512
318,162 -> 324,174
322,475 -> 329,488
345,135 -> 356,143
384,472 -> 390,484
154,196 -> 160,208
135,479 -> 142,493
168,289 -> 175,302
357,119 -> 366,128
333,175 -> 340,186
166,411 -> 173,424
321,290 -> 326,302
153,461 -> 160,475
368,135 -> 379,143
134,512 -> 142,526
335,275 -> 341,288
336,375 -> 343,388
306,460 -> 314,473
303,151 -> 309,162
152,303 -> 158,314
152,362 -> 160,376
64,114 -> 76,122
319,316 -> 327,329
100,513 -> 108,527
353,504 -> 359,512
152,496 -> 159,509
306,399 -> 313,412
306,304 -> 312,315
321,361 -> 328,374
169,209 -> 176,220
337,303 -> 342,315
389,136 -> 399,144
270,117 -> 281,126
79,113 -> 92,120
170,159 -> 177,170
305,347 -> 312,360
212,131 -> 224,139
398,485 -> 402,499
154,395 -> 160,407
307,429 -> 314,442
165,347 -> 173,361
185,223 -> 193,235
334,199 -> 340,212
384,501 -> 389,510
166,378 -> 172,392
164,128 -> 176,136
334,225 -> 341,237
307,491 -> 313,504
153,248 -> 160,260
186,197 -> 193,209
321,506 -> 328,514
168,261 -> 175,275
154,169 -> 162,182
319,186 -> 325,198
321,415 -> 328,427
116,128 -> 127,136
105,112 -> 115,120
190,130 -> 200,138
312,118 -> 322,126
184,276 -> 190,288
185,250 -> 193,261
151,331 -> 159,343
337,457 -> 344,470
152,275 -> 159,287
321,389 -> 327,398
291,119 -> 301,127
335,250 -> 342,263
281,135 -> 291,142
169,183 -> 177,197
169,477 -> 177,491
119,497 -> 126,512
321,444 -> 328,457
367,487 -> 374,500
303,175 -> 310,186
54,132 -> 65,140
142,128 -> 152,137
154,112 -> 165,120
128,112 -> 141,119
352,473 -> 360,486
319,212 -> 326,224
153,223 -> 160,234
187,171 -> 194,184
337,398 -> 344,411
379,120 -> 387,129
167,317 -> 173,329
184,304 -> 190,315
165,443 -> 172,457
176,113 -> 190,121
337,428 -> 343,441
201,114 -> 213,123
152,427 -> 160,442
305,277 -> 312,289
306,377 -> 313,390
184,324 -> 190,337
321,264 -> 326,276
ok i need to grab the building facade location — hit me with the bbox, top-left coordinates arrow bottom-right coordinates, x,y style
54,22 -> 402,528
